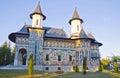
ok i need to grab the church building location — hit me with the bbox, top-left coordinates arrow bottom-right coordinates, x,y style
8,2 -> 102,72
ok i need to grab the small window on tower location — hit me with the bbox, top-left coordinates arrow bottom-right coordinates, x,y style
36,19 -> 38,25
77,25 -> 79,31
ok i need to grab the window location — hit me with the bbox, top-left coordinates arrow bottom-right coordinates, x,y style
46,54 -> 49,61
69,55 -> 72,61
58,55 -> 61,61
36,19 -> 38,25
77,25 -> 79,31
45,67 -> 49,70
58,67 -> 61,70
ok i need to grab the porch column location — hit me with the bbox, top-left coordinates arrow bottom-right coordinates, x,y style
14,50 -> 19,66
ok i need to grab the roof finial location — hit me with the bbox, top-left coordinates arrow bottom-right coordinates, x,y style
24,22 -> 26,25
75,7 -> 77,12
38,1 -> 40,5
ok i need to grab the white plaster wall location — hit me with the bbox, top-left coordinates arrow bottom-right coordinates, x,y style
32,14 -> 43,28
71,20 -> 82,35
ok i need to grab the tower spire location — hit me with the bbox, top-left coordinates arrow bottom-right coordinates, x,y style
69,8 -> 84,39
30,2 -> 46,28
35,1 -> 42,14
69,8 -> 83,24
30,2 -> 46,20
72,8 -> 80,19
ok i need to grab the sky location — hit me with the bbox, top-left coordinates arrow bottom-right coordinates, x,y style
0,0 -> 120,58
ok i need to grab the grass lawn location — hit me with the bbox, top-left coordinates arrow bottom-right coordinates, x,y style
0,70 -> 120,78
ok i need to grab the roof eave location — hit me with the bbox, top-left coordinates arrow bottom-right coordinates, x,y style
8,33 -> 29,43
95,42 -> 103,46
44,36 -> 70,40
8,33 -> 16,43
30,12 -> 46,20
69,18 -> 83,25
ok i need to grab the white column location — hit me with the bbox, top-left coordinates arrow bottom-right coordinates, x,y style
14,50 -> 18,66
26,55 -> 28,66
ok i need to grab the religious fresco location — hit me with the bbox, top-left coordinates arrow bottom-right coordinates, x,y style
38,38 -> 100,70
42,47 -> 76,66
44,39 -> 75,48
28,28 -> 44,65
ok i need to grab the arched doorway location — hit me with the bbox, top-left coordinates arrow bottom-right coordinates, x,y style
18,48 -> 27,65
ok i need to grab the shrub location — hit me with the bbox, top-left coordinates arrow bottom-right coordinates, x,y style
73,65 -> 79,72
76,65 -> 79,72
83,57 -> 87,75
28,54 -> 34,75
114,59 -> 118,73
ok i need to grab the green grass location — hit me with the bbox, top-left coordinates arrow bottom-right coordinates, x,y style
0,70 -> 120,78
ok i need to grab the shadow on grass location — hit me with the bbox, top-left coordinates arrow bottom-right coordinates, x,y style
52,72 -> 119,78
0,70 -> 120,78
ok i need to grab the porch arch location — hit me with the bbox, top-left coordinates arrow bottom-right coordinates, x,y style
18,48 -> 27,65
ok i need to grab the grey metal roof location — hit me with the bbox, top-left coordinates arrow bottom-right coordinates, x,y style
79,28 -> 88,39
8,25 -> 29,43
87,33 -> 102,46
88,33 -> 96,40
8,25 -> 102,46
17,25 -> 29,34
44,27 -> 67,38
69,8 -> 83,24
94,41 -> 103,46
30,2 -> 46,20
8,25 -> 68,43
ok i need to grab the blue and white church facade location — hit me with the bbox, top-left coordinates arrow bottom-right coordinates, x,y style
8,3 -> 102,72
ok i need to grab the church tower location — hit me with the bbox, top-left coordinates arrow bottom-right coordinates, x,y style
69,8 -> 83,39
27,2 -> 45,65
30,2 -> 46,28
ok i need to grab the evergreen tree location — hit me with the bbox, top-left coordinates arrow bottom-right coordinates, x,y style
28,54 -> 34,75
75,65 -> 79,72
0,47 -> 4,65
114,58 -> 118,73
0,41 -> 11,65
2,41 -> 7,48
73,66 -> 76,71
83,57 -> 87,75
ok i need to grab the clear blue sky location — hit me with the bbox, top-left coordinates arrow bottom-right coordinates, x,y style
0,0 -> 120,58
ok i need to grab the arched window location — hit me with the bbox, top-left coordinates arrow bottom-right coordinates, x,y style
77,25 -> 79,31
36,19 -> 38,25
18,48 -> 27,65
